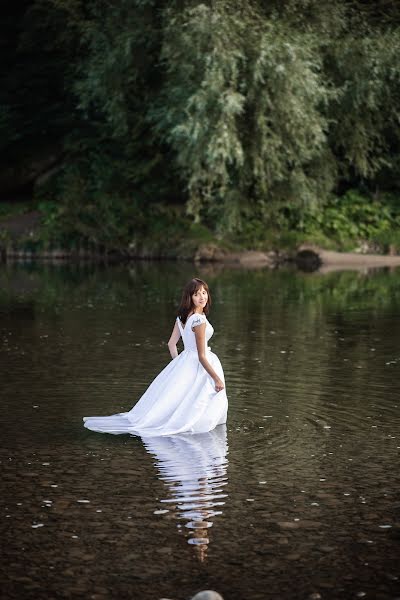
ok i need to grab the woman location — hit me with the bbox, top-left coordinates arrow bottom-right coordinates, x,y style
83,278 -> 228,437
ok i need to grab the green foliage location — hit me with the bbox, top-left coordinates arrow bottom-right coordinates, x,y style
159,3 -> 246,218
2,1 -> 400,251
211,189 -> 400,252
302,191 -> 400,245
74,0 -> 158,138
157,2 -> 335,223
327,31 -> 400,180
0,201 -> 35,220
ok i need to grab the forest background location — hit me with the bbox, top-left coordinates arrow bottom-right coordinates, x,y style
1,0 -> 400,259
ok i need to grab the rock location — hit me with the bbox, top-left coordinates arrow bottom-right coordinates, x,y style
389,524 -> 400,540
194,245 -> 276,266
295,249 -> 322,272
296,520 -> 323,529
238,251 -> 273,266
278,521 -> 300,530
191,592 -> 224,600
277,536 -> 289,545
320,545 -> 335,553
287,553 -> 302,560
194,244 -> 227,262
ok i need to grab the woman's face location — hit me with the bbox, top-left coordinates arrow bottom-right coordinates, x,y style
192,286 -> 208,311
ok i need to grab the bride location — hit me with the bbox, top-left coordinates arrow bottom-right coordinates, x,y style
83,278 -> 228,437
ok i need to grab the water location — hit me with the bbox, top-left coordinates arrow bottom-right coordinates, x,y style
1,262 -> 400,600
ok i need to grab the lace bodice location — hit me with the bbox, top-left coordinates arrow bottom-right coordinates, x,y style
177,313 -> 214,353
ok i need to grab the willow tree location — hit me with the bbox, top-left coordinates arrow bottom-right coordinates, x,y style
158,0 -> 400,232
16,0 -> 399,245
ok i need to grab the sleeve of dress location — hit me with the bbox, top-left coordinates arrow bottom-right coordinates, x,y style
191,314 -> 206,328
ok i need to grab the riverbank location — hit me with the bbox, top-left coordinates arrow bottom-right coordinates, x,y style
195,244 -> 400,271
309,247 -> 400,272
1,209 -> 400,271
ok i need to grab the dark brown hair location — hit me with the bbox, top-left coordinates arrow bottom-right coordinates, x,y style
177,278 -> 211,324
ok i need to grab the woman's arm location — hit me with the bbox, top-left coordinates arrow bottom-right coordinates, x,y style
193,323 -> 225,392
167,321 -> 181,359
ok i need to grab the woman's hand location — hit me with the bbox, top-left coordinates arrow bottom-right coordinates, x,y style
214,377 -> 225,392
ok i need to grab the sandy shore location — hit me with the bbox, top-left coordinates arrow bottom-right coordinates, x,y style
196,245 -> 400,271
302,246 -> 400,273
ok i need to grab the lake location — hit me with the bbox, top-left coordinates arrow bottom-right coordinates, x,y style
1,261 -> 399,600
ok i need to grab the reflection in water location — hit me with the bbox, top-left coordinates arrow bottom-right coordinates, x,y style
141,424 -> 228,561
2,263 -> 400,599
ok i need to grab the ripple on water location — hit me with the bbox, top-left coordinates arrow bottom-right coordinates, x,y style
2,264 -> 400,599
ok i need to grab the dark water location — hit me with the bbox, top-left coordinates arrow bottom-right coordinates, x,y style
1,262 -> 400,600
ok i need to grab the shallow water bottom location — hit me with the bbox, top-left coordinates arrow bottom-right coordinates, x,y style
1,262 -> 400,599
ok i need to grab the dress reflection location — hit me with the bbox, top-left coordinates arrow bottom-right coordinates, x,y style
141,424 -> 228,561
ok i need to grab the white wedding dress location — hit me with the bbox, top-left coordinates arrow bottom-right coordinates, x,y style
83,313 -> 228,437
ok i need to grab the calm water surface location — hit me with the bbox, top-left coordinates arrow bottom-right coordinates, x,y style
1,262 -> 400,600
